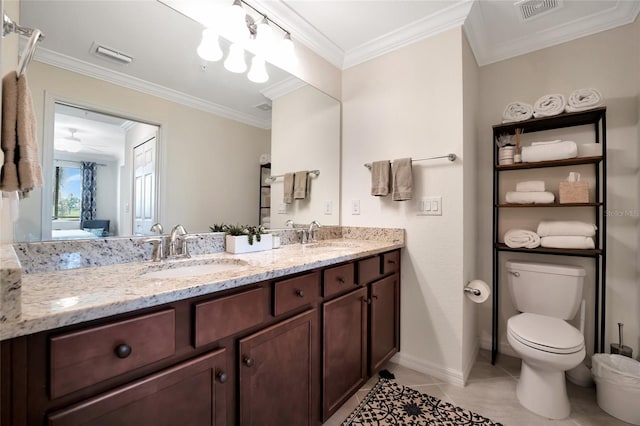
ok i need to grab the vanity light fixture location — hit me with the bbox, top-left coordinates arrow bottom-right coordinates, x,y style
196,0 -> 295,84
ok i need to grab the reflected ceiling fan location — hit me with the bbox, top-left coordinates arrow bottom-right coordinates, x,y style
55,128 -> 83,153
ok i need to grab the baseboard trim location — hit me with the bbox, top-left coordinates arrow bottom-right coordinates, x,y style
390,352 -> 465,387
479,338 -> 519,358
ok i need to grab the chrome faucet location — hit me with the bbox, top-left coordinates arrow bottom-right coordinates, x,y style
285,219 -> 294,228
308,220 -> 322,243
150,223 -> 163,234
141,223 -> 166,261
169,224 -> 188,257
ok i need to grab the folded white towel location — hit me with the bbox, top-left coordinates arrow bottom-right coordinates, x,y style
537,221 -> 596,237
540,236 -> 595,249
531,139 -> 562,146
502,101 -> 534,123
521,140 -> 577,162
533,94 -> 566,118
505,191 -> 555,204
504,229 -> 541,249
516,181 -> 546,192
565,88 -> 602,112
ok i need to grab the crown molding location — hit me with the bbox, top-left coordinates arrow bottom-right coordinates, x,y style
468,0 -> 640,66
342,0 -> 474,69
248,0 -> 345,69
260,76 -> 307,100
33,47 -> 271,129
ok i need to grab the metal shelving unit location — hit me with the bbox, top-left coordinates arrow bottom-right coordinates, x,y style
491,106 -> 607,364
259,163 -> 271,226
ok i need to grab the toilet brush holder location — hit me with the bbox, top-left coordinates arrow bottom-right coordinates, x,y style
611,322 -> 633,358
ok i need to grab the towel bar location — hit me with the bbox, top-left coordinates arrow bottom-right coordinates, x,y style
3,13 -> 45,78
266,170 -> 320,183
364,154 -> 456,170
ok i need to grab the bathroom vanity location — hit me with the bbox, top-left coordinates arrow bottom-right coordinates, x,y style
0,238 -> 401,425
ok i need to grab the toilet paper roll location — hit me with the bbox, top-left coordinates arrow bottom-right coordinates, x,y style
465,280 -> 490,303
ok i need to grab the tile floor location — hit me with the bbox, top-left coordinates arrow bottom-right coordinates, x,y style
323,350 -> 629,426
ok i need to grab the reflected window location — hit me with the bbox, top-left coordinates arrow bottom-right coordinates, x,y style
52,166 -> 82,219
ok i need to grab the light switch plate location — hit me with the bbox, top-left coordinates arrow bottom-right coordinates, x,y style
324,200 -> 332,215
351,200 -> 360,215
418,196 -> 442,216
278,203 -> 288,214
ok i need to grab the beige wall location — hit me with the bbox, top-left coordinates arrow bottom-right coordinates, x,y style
270,85 -> 341,228
342,28 -> 473,384
476,21 -> 640,358
461,31 -> 480,379
14,61 -> 270,240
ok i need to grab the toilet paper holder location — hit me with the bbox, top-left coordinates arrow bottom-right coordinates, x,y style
464,287 -> 481,296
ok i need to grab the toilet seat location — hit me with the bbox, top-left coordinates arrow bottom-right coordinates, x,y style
508,313 -> 584,354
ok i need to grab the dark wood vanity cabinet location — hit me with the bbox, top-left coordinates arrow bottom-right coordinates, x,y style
0,249 -> 400,426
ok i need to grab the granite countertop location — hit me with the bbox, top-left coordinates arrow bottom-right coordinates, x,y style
0,239 -> 403,341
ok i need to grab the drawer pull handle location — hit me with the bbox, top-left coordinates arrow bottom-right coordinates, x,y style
372,295 -> 379,300
114,344 -> 132,359
387,259 -> 396,264
337,277 -> 345,284
362,297 -> 371,305
243,357 -> 254,367
295,290 -> 305,298
216,371 -> 228,383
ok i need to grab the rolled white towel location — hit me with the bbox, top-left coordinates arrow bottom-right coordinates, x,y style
504,229 -> 541,249
565,88 -> 602,112
533,94 -> 566,118
537,221 -> 596,237
516,181 -> 546,192
540,236 -> 595,249
502,101 -> 533,123
521,140 -> 577,162
505,191 -> 555,204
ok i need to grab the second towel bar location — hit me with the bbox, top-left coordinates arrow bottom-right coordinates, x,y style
364,154 -> 456,169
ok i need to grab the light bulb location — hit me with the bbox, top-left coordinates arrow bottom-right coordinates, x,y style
256,18 -> 275,55
224,43 -> 247,73
197,28 -> 223,62
279,33 -> 295,64
248,56 -> 268,83
223,0 -> 249,41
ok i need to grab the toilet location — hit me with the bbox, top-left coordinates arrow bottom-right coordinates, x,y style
506,260 -> 586,419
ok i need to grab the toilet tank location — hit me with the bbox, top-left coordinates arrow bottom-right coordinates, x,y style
506,260 -> 585,319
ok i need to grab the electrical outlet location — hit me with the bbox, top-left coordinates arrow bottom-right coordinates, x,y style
324,200 -> 332,215
351,200 -> 360,215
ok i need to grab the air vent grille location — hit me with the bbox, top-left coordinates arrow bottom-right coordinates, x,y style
515,0 -> 563,21
91,43 -> 133,64
254,102 -> 272,111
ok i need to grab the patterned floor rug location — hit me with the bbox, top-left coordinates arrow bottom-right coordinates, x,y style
343,378 -> 504,426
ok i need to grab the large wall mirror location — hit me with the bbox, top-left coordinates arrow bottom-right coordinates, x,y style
14,0 -> 341,242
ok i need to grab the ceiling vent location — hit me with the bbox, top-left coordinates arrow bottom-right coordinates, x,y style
254,102 -> 272,112
515,0 -> 563,21
91,43 -> 133,65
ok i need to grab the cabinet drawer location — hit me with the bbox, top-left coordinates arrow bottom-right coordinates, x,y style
195,287 -> 267,348
50,309 -> 176,399
273,272 -> 320,316
357,256 -> 381,285
323,263 -> 356,298
382,250 -> 400,275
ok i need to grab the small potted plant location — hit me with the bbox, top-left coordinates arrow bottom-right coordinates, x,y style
223,224 -> 272,254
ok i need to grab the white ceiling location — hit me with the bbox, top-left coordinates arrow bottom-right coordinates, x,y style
21,0 -> 640,136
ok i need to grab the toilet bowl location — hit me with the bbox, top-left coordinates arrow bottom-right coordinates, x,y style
505,261 -> 586,419
507,313 -> 585,419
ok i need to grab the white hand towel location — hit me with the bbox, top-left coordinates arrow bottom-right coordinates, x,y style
533,94 -> 566,118
504,229 -> 541,249
540,236 -> 595,249
565,88 -> 603,112
505,191 -> 555,204
391,158 -> 412,201
502,101 -> 534,123
531,140 -> 562,146
521,141 -> 577,162
516,181 -> 546,192
537,221 -> 596,237
370,160 -> 390,196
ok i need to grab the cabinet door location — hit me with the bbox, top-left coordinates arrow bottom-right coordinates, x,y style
47,348 -> 228,426
369,274 -> 400,375
238,309 -> 318,426
322,287 -> 368,421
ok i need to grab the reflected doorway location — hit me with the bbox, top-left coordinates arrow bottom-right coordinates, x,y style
48,102 -> 160,240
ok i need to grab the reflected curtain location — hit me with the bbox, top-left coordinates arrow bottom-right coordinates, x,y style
80,161 -> 97,222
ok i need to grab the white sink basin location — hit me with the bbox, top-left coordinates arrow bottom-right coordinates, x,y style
141,259 -> 248,279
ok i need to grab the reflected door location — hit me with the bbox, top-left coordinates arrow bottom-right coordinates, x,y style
133,136 -> 156,234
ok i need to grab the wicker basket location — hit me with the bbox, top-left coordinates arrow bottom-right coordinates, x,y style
559,181 -> 589,204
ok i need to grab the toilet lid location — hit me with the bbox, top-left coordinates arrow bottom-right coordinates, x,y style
508,313 -> 584,354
